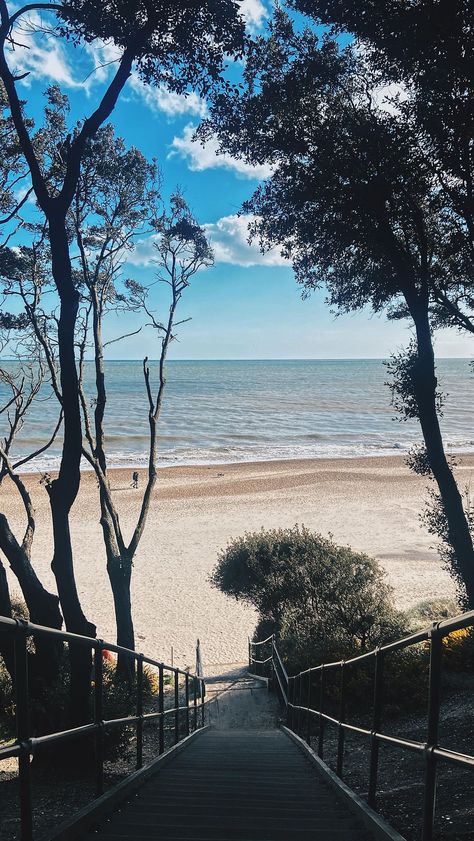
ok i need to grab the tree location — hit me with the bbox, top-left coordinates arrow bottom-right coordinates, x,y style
0,88 -> 63,682
211,525 -> 402,668
0,261 -> 64,684
386,343 -> 473,604
0,0 -> 243,724
0,543 -> 13,678
71,128 -> 213,666
203,7 -> 474,606
0,358 -> 63,682
289,1 -> 474,336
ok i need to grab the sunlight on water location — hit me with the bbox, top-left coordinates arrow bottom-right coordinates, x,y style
2,359 -> 473,471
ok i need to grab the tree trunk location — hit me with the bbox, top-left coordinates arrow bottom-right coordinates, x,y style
48,212 -> 96,726
0,556 -> 14,679
99,502 -> 135,679
107,556 -> 134,660
409,297 -> 474,607
0,513 -> 62,681
49,480 -> 95,725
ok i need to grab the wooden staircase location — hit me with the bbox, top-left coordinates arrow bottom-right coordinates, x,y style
82,728 -> 373,840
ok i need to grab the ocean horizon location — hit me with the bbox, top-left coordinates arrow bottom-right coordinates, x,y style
2,358 -> 473,472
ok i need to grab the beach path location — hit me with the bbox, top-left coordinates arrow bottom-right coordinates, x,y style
80,671 -> 373,840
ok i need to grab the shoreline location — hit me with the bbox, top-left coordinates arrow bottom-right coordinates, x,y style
13,448 -> 474,480
3,453 -> 473,666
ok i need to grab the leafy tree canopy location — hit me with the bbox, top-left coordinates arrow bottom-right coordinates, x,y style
290,1 -> 474,310
203,6 -> 474,330
211,525 -> 403,667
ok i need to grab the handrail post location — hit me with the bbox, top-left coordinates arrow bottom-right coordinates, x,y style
306,668 -> 312,746
287,676 -> 293,729
336,662 -> 346,779
174,670 -> 180,744
368,649 -> 384,808
136,654 -> 144,770
158,663 -> 164,755
201,679 -> 206,727
274,642 -> 279,701
298,673 -> 303,735
421,624 -> 443,841
318,666 -> 325,759
15,622 -> 32,841
193,676 -> 198,731
248,637 -> 251,670
292,675 -> 298,733
185,672 -> 190,736
269,635 -> 275,688
94,640 -> 104,797
296,674 -> 303,736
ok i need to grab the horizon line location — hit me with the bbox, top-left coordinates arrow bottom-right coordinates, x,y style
1,356 -> 472,362
96,356 -> 473,362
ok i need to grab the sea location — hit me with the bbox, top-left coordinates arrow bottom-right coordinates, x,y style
2,359 -> 473,473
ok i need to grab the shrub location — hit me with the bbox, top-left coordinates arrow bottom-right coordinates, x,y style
405,600 -> 474,674
440,628 -> 474,672
404,598 -> 460,631
10,595 -> 29,622
212,525 -> 405,672
0,658 -> 14,742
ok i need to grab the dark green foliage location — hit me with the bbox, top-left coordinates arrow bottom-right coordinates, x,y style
204,7 -> 448,309
59,0 -> 244,93
212,525 -> 404,670
0,311 -> 29,330
381,647 -> 429,717
386,343 -> 474,605
421,488 -> 474,608
385,342 -> 445,423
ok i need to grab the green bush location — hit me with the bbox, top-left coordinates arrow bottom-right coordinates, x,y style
212,525 -> 406,672
404,598 -> 460,631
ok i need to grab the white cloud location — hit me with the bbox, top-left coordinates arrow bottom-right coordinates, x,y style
127,236 -> 158,267
82,40 -> 123,86
204,214 -> 288,267
130,75 -> 208,118
127,214 -> 287,269
7,12 -> 122,92
8,34 -> 81,88
239,0 -> 268,33
169,124 -> 272,180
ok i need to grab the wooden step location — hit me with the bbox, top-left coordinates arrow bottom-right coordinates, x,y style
79,729 -> 373,841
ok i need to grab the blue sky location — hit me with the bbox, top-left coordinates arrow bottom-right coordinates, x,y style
8,0 -> 473,360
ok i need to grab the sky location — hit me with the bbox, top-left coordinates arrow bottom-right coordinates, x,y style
5,0 -> 473,360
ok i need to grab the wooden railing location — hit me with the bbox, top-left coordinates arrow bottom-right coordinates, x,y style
250,610 -> 474,841
0,616 -> 206,841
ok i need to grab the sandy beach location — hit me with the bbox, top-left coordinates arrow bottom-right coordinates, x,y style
2,454 -> 472,668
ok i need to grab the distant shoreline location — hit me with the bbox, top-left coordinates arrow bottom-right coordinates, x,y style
15,447 -> 474,479
4,356 -> 471,362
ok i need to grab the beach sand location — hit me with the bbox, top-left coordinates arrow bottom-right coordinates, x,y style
2,454 -> 473,668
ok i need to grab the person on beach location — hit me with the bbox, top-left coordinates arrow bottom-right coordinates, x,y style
131,471 -> 139,489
